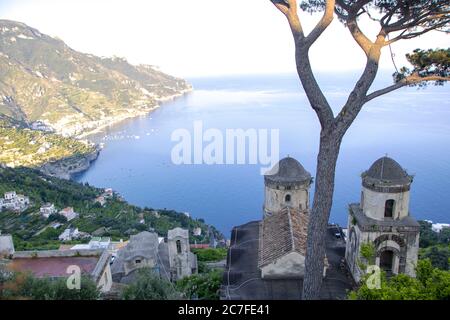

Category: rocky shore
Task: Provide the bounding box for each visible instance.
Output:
[38,147,100,180]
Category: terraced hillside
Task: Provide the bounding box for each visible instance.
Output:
[0,20,192,137]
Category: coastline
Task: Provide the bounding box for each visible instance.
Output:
[75,88,193,140]
[38,147,100,180]
[54,88,193,179]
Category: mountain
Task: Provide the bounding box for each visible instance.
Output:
[0,20,192,137]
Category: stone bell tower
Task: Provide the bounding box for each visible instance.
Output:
[345,156,420,283]
[263,156,313,218]
[168,227,197,280]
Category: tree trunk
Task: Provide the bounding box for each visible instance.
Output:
[302,129,342,299]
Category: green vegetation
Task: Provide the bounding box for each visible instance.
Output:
[121,268,181,300]
[0,272,99,300]
[191,248,227,262]
[417,220,450,270]
[176,269,223,300]
[350,222,450,300]
[0,20,191,137]
[0,123,96,168]
[349,259,450,300]
[357,242,376,271]
[420,245,450,271]
[0,166,224,250]
[419,220,450,247]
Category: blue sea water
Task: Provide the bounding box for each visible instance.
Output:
[75,73,450,236]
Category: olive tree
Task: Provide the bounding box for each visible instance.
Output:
[270,0,449,299]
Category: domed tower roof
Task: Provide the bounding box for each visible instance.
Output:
[264,157,312,187]
[362,156,413,192]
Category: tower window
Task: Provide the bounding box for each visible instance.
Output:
[385,200,395,218]
[176,240,182,254]
[285,194,291,202]
[286,186,292,190]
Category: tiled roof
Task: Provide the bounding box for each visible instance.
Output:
[258,207,308,268]
[264,157,312,185]
[362,157,412,189]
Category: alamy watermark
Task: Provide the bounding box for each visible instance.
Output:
[366,265,381,290]
[66,265,81,290]
[171,121,280,174]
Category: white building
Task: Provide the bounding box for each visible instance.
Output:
[58,228,80,241]
[431,223,450,233]
[103,188,114,199]
[1,191,30,213]
[40,203,57,218]
[59,207,78,221]
[345,157,420,283]
[193,227,202,236]
[94,196,107,206]
[71,237,112,251]
[4,191,17,201]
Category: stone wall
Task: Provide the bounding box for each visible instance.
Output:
[264,185,309,217]
[362,187,410,221]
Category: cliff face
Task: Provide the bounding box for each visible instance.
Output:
[38,148,100,180]
[0,20,192,137]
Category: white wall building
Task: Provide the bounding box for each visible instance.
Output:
[1,191,30,213]
[40,203,57,218]
[345,157,420,283]
[58,228,80,241]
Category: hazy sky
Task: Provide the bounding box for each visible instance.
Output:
[1,0,448,77]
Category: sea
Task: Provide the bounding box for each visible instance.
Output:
[74,72,450,236]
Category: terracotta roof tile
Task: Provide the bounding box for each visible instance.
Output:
[258,207,309,268]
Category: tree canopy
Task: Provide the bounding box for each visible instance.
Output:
[270,0,449,299]
[121,268,182,300]
[0,272,99,300]
[349,259,450,300]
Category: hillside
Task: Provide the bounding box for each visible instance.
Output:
[0,20,192,137]
[0,119,97,171]
[0,166,224,251]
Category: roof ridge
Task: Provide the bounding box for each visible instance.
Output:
[380,156,385,180]
[287,207,295,252]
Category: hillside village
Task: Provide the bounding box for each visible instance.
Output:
[0,20,192,138]
[0,166,227,299]
[0,6,448,303]
[1,157,449,300]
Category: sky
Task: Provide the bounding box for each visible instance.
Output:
[0,0,448,77]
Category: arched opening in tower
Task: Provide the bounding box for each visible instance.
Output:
[176,240,182,254]
[384,199,395,218]
[380,250,394,274]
